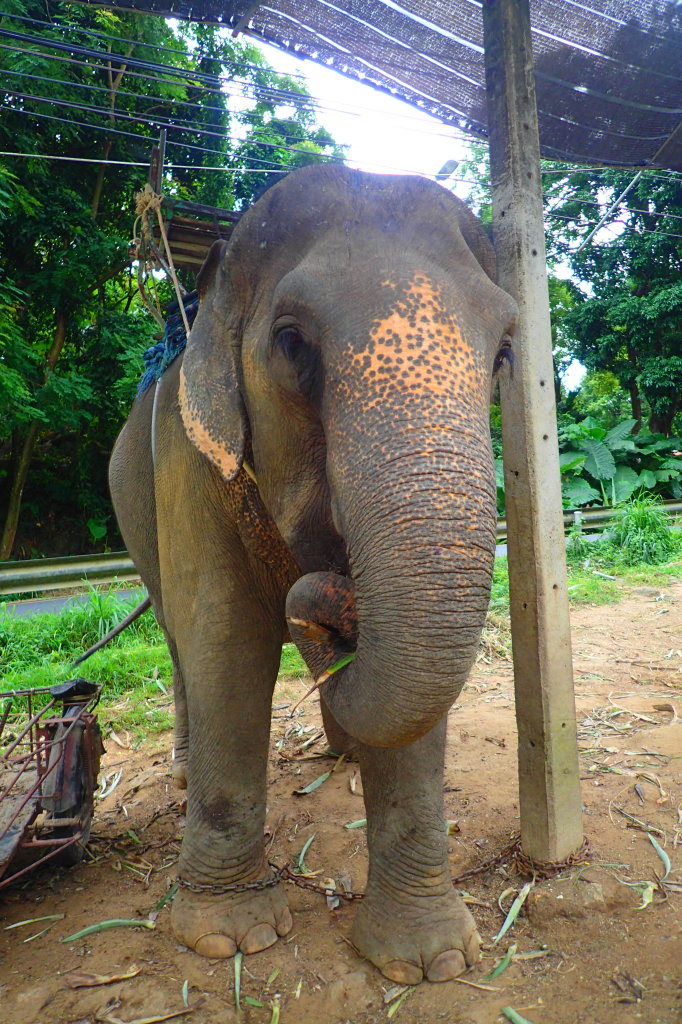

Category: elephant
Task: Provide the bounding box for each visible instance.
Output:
[109,163,517,985]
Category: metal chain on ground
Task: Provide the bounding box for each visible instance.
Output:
[175,836,589,903]
[280,864,365,902]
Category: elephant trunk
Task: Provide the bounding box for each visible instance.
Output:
[288,426,497,748]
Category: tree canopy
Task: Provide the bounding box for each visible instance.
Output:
[544,167,682,436]
[0,0,344,559]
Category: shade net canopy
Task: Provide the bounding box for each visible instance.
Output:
[71,1,682,171]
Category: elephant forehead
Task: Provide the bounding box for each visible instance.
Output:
[345,274,481,405]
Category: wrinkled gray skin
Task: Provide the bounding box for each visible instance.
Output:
[109,164,516,984]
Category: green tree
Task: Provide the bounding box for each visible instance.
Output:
[0,1,343,559]
[545,167,682,436]
[567,370,636,427]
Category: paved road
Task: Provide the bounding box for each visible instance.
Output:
[1,588,147,618]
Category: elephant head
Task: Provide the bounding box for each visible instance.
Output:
[179,164,516,748]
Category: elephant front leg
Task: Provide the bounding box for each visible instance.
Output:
[170,639,292,959]
[353,718,480,984]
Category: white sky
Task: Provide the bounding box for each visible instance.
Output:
[255,41,472,180]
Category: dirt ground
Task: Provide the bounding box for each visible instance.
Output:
[1,581,681,1024]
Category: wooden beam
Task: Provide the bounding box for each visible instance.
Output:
[481,0,583,862]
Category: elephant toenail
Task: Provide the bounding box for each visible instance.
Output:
[465,930,481,965]
[276,906,294,936]
[195,933,237,958]
[241,924,278,954]
[426,949,466,982]
[381,959,423,985]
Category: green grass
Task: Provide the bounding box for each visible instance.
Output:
[492,543,682,607]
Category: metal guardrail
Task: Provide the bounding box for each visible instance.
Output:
[0,552,140,597]
[1,502,680,597]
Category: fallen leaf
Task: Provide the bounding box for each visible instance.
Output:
[66,966,141,989]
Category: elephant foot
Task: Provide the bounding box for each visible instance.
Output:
[170,763,187,790]
[351,888,480,984]
[171,882,293,958]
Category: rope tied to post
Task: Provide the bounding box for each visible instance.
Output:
[132,183,191,339]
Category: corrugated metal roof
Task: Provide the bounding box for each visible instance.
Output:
[77,1,682,170]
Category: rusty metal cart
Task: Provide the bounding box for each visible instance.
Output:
[0,678,103,890]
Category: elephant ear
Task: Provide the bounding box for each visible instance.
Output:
[453,200,497,284]
[179,239,247,482]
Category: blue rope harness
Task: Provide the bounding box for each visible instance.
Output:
[137,291,200,396]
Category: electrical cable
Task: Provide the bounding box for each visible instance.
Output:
[0,62,475,147]
[0,150,292,174]
[0,104,300,172]
[0,38,481,145]
[0,66,338,151]
[0,87,341,164]
[0,8,311,81]
[2,144,682,238]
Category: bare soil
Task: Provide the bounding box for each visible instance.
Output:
[1,582,681,1024]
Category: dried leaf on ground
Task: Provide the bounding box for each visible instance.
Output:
[65,966,141,989]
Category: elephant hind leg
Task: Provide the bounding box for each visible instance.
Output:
[320,695,358,758]
[169,638,188,789]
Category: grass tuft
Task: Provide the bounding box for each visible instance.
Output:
[608,494,680,565]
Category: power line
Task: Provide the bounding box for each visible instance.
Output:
[2,146,682,237]
[0,66,335,151]
[0,150,292,174]
[0,88,340,164]
[0,104,305,171]
[0,71,339,155]
[0,37,480,144]
[546,211,682,242]
[0,8,310,82]
[0,25,470,120]
[5,94,682,199]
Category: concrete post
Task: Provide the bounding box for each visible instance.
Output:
[481,0,583,861]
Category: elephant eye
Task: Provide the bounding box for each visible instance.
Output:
[493,335,514,377]
[273,325,319,398]
[275,326,308,365]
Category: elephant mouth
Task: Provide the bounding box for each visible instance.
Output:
[286,572,358,684]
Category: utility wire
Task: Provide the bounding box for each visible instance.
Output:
[0,9,311,81]
[0,25,474,117]
[0,62,473,145]
[0,72,339,155]
[0,38,479,144]
[0,105,303,171]
[0,151,292,174]
[547,211,682,241]
[4,94,682,200]
[2,145,682,239]
[0,37,477,154]
[1,88,341,164]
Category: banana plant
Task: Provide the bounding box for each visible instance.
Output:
[558,416,682,508]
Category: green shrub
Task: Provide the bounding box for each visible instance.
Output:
[608,495,679,565]
[566,521,589,563]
